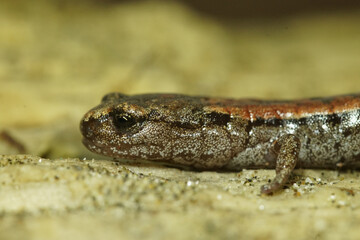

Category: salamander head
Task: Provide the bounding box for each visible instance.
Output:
[80,92,237,167]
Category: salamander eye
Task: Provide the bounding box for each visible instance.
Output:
[113,113,137,129]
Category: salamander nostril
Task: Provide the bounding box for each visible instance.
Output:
[80,116,101,138]
[80,119,92,137]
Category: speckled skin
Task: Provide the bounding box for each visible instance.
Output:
[80,93,360,194]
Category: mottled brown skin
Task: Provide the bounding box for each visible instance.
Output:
[80,93,360,194]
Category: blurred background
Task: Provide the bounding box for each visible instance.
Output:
[1,0,360,158]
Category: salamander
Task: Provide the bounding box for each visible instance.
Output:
[80,93,360,194]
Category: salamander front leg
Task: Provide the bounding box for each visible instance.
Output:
[261,134,301,194]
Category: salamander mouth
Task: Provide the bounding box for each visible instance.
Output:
[82,137,117,157]
[82,137,104,152]
[82,137,93,147]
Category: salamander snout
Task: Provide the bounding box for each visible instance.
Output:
[80,116,99,144]
[80,111,114,148]
[80,116,96,140]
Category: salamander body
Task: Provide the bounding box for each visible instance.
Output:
[80,93,360,194]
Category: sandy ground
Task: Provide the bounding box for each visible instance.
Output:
[1,1,360,239]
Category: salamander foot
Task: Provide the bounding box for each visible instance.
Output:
[261,134,300,194]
